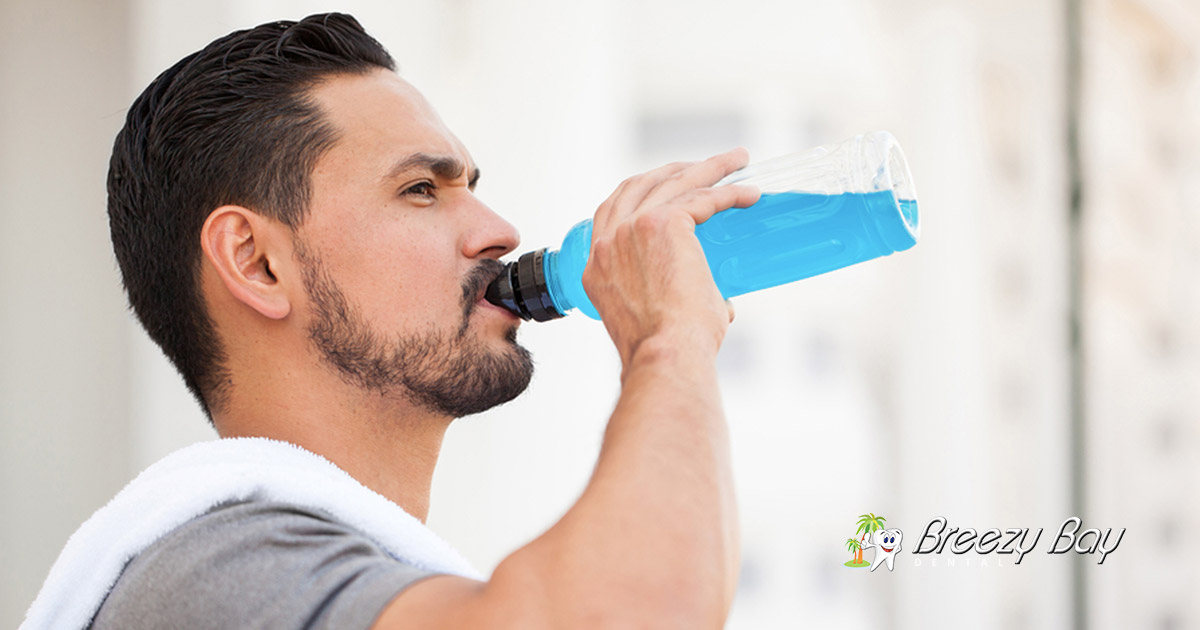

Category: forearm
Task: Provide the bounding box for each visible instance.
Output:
[499,336,739,627]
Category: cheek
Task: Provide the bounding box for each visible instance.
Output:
[328,222,463,326]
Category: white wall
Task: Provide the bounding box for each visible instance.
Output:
[0,0,135,622]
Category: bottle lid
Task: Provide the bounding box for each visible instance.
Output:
[484,248,564,322]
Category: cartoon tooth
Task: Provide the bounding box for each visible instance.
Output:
[860,528,903,572]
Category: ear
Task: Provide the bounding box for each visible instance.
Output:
[200,206,291,320]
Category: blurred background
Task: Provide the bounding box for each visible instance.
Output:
[2,0,1197,628]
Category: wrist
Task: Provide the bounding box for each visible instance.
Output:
[621,331,719,382]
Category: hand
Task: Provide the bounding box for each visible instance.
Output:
[582,149,760,367]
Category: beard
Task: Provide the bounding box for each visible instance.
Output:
[294,242,534,418]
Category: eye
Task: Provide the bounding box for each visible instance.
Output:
[401,181,436,199]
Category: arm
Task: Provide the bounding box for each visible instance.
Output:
[376,151,760,629]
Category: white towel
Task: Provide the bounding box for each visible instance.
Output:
[21,437,483,630]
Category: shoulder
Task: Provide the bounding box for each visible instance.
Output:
[91,500,433,630]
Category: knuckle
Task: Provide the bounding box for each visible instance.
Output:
[680,189,716,208]
[590,235,615,259]
[716,149,747,170]
[618,174,641,190]
[704,186,738,204]
[652,171,688,194]
[632,211,666,236]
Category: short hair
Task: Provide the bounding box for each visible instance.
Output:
[107,13,395,418]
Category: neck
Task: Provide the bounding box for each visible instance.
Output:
[214,365,452,523]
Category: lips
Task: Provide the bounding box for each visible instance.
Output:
[881,546,893,553]
[461,259,506,320]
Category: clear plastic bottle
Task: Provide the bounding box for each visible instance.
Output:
[485,131,920,321]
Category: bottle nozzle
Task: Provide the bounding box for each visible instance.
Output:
[484,248,564,322]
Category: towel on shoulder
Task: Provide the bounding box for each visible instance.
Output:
[21,437,482,630]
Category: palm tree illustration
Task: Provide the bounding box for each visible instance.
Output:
[845,513,887,568]
[845,538,863,565]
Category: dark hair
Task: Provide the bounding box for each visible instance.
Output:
[107,13,395,417]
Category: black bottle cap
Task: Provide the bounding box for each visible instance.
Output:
[484,248,565,322]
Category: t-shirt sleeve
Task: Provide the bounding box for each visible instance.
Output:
[90,500,435,630]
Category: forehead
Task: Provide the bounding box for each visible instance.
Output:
[309,69,469,174]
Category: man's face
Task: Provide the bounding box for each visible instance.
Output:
[294,69,532,417]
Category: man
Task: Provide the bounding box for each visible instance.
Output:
[31,12,759,629]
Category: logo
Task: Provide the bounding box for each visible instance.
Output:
[842,513,1125,571]
[844,512,901,571]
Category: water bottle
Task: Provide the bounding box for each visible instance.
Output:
[485,131,920,321]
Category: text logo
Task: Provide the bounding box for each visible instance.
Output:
[913,516,1124,565]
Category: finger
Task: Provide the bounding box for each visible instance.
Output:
[725,299,736,323]
[666,183,761,226]
[642,147,751,208]
[593,161,694,233]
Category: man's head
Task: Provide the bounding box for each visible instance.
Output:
[109,13,532,422]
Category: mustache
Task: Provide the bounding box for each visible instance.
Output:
[459,258,505,323]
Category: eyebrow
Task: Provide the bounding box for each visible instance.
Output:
[385,152,481,188]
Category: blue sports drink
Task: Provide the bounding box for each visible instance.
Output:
[486,131,920,321]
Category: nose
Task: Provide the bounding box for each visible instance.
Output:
[461,196,520,260]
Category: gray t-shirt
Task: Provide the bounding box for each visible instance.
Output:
[90,500,435,629]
